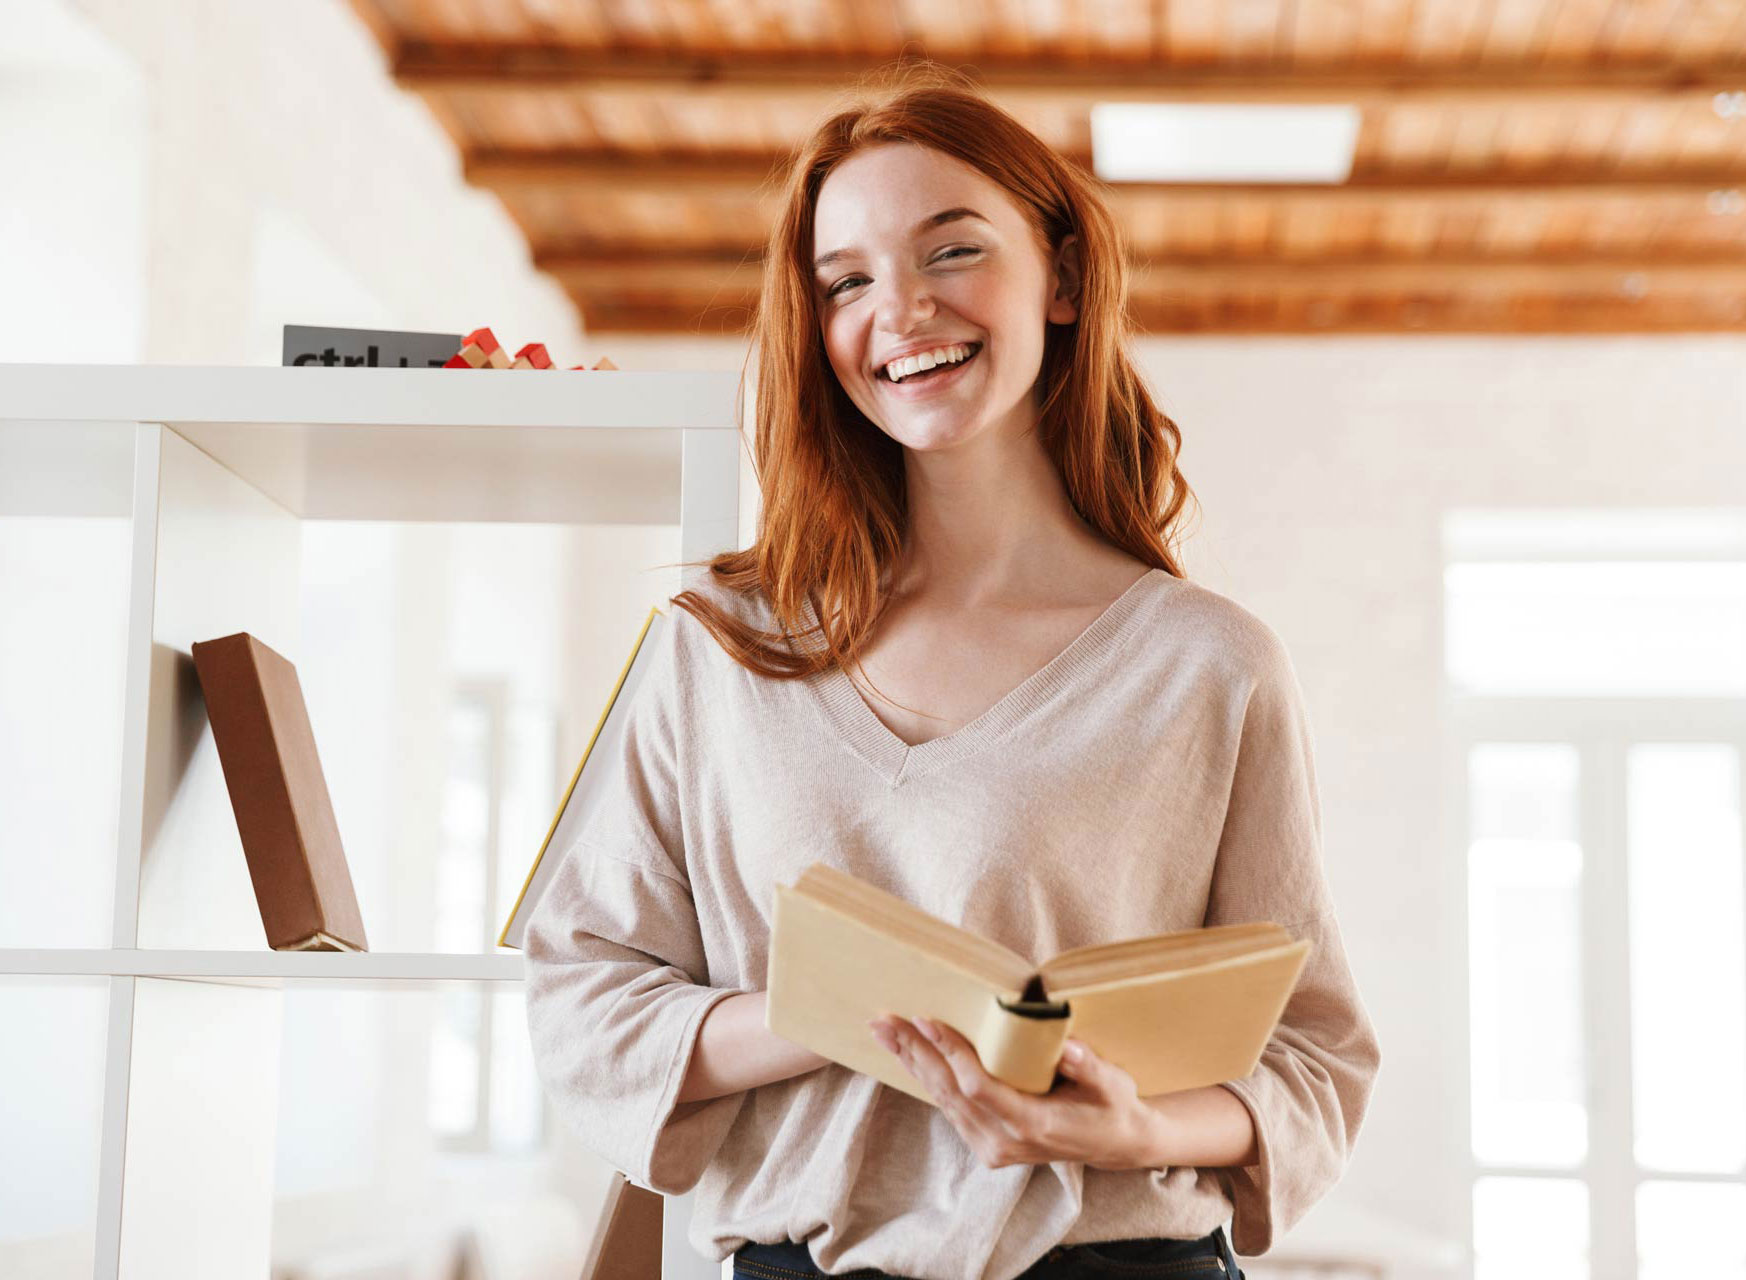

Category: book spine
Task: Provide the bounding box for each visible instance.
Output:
[974,998,1074,1094]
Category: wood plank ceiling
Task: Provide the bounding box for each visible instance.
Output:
[345,0,1746,335]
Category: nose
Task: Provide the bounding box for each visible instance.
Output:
[872,264,936,334]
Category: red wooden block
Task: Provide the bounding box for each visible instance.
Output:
[462,327,502,355]
[458,327,511,368]
[512,343,552,370]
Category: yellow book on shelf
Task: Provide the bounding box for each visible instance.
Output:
[766,862,1311,1103]
[498,605,666,950]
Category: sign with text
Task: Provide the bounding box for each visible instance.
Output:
[282,325,461,369]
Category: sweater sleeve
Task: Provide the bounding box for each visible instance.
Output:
[522,615,747,1195]
[1201,625,1383,1257]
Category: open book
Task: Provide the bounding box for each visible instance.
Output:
[766,862,1311,1103]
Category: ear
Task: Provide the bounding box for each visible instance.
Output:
[1046,233,1082,325]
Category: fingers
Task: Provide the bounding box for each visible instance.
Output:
[871,1015,1038,1127]
[871,1015,1151,1169]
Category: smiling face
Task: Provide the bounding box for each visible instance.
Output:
[811,142,1078,456]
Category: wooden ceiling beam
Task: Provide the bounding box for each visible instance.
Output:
[395,43,1746,108]
[471,148,1746,203]
[541,253,1746,296]
[467,149,798,193]
[576,295,1746,335]
[1121,297,1746,331]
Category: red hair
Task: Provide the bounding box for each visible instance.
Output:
[665,61,1198,688]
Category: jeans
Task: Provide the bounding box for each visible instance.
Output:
[732,1223,1245,1280]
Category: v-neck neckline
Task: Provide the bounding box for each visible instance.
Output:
[798,567,1169,787]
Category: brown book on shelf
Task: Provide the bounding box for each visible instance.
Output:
[190,632,368,953]
[767,862,1310,1103]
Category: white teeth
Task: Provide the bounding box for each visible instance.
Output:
[884,343,975,383]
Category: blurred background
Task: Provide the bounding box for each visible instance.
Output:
[3,1,1744,1279]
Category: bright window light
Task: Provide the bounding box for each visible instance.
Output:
[1089,103,1360,183]
[1443,561,1746,697]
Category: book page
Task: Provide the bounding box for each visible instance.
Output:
[1038,922,1291,994]
[796,863,1037,992]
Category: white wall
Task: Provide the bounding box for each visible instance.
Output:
[0,2,147,362]
[1145,334,1746,1277]
[8,0,584,365]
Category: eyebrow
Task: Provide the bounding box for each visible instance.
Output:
[812,207,993,273]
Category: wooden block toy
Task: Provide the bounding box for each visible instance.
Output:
[446,327,511,370]
[591,357,617,370]
[512,343,553,370]
[469,326,512,369]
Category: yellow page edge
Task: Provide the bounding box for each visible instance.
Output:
[496,604,662,949]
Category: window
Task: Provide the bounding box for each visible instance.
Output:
[429,678,560,1154]
[1446,509,1746,1280]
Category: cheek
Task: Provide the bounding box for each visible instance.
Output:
[821,318,859,385]
[947,276,1032,351]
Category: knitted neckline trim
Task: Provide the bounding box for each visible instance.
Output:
[798,568,1172,787]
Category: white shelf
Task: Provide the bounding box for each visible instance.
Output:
[0,362,741,1280]
[0,364,743,522]
[1,948,523,988]
[0,363,739,429]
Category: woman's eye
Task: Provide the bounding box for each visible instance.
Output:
[825,249,978,298]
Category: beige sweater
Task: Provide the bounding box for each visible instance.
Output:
[523,569,1381,1280]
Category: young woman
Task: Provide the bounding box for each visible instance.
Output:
[524,64,1381,1280]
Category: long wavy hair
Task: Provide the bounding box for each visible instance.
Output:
[664,61,1198,702]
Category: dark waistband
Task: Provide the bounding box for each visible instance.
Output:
[735,1226,1236,1278]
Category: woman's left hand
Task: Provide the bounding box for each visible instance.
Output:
[867,1014,1164,1171]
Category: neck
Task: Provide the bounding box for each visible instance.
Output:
[891,411,1105,608]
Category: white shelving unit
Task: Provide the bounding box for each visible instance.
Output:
[0,363,743,1280]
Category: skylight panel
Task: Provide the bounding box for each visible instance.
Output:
[1089,103,1362,183]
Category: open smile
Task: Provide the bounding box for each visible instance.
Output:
[878,343,982,397]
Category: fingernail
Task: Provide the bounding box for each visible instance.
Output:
[916,1017,939,1040]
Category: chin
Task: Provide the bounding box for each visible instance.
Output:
[880,413,989,454]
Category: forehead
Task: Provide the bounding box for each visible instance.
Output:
[812,143,1026,253]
